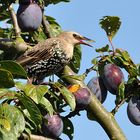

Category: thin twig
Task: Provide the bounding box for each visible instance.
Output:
[111,94,133,115]
[83,64,98,78]
[42,15,53,38]
[9,4,21,38]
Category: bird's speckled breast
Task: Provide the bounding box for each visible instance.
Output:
[27,47,70,77]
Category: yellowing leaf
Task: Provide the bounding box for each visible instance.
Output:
[68,84,80,93]
[0,118,11,131]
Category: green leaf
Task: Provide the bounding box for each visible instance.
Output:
[91,57,98,65]
[0,88,16,100]
[42,0,70,6]
[55,83,76,111]
[115,54,138,77]
[32,28,47,42]
[15,81,26,90]
[0,29,13,40]
[0,69,15,88]
[0,118,11,131]
[0,60,27,78]
[0,0,16,7]
[0,6,11,21]
[100,16,121,40]
[61,74,84,81]
[62,117,74,140]
[0,29,5,38]
[115,82,125,105]
[116,49,133,62]
[46,16,62,37]
[69,45,82,73]
[118,82,125,99]
[0,104,25,140]
[22,109,37,131]
[23,84,48,104]
[95,45,109,53]
[39,97,54,116]
[18,94,42,126]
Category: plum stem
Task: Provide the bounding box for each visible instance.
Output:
[108,36,115,54]
[83,64,98,78]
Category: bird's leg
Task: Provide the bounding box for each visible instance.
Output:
[27,77,33,84]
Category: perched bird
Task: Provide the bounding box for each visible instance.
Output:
[16,31,93,84]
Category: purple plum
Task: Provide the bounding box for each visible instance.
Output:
[87,77,107,103]
[74,88,91,108]
[17,3,42,32]
[102,63,124,95]
[127,95,140,125]
[42,114,63,138]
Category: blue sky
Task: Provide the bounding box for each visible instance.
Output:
[45,0,140,140]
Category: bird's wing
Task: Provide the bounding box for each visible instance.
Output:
[16,38,60,67]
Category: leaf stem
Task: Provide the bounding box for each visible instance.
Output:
[111,94,133,115]
[108,36,115,54]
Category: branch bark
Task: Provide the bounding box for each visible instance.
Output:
[61,65,127,140]
[42,15,53,38]
[9,4,21,38]
[0,38,28,59]
[20,133,55,140]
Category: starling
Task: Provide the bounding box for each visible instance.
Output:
[16,31,93,84]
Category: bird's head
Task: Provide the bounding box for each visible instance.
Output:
[58,31,94,47]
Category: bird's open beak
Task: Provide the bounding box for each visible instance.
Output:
[79,37,94,47]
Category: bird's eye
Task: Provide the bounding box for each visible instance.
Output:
[73,34,78,38]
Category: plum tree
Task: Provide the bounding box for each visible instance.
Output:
[0,1,140,140]
[41,114,64,138]
[127,95,140,125]
[101,63,124,95]
[87,77,107,103]
[17,2,42,31]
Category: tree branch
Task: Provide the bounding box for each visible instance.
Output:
[61,65,127,140]
[0,38,29,59]
[9,4,21,38]
[42,15,53,38]
[20,133,55,140]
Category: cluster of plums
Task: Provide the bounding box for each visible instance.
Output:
[87,63,124,103]
[87,63,140,126]
[17,0,42,32]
